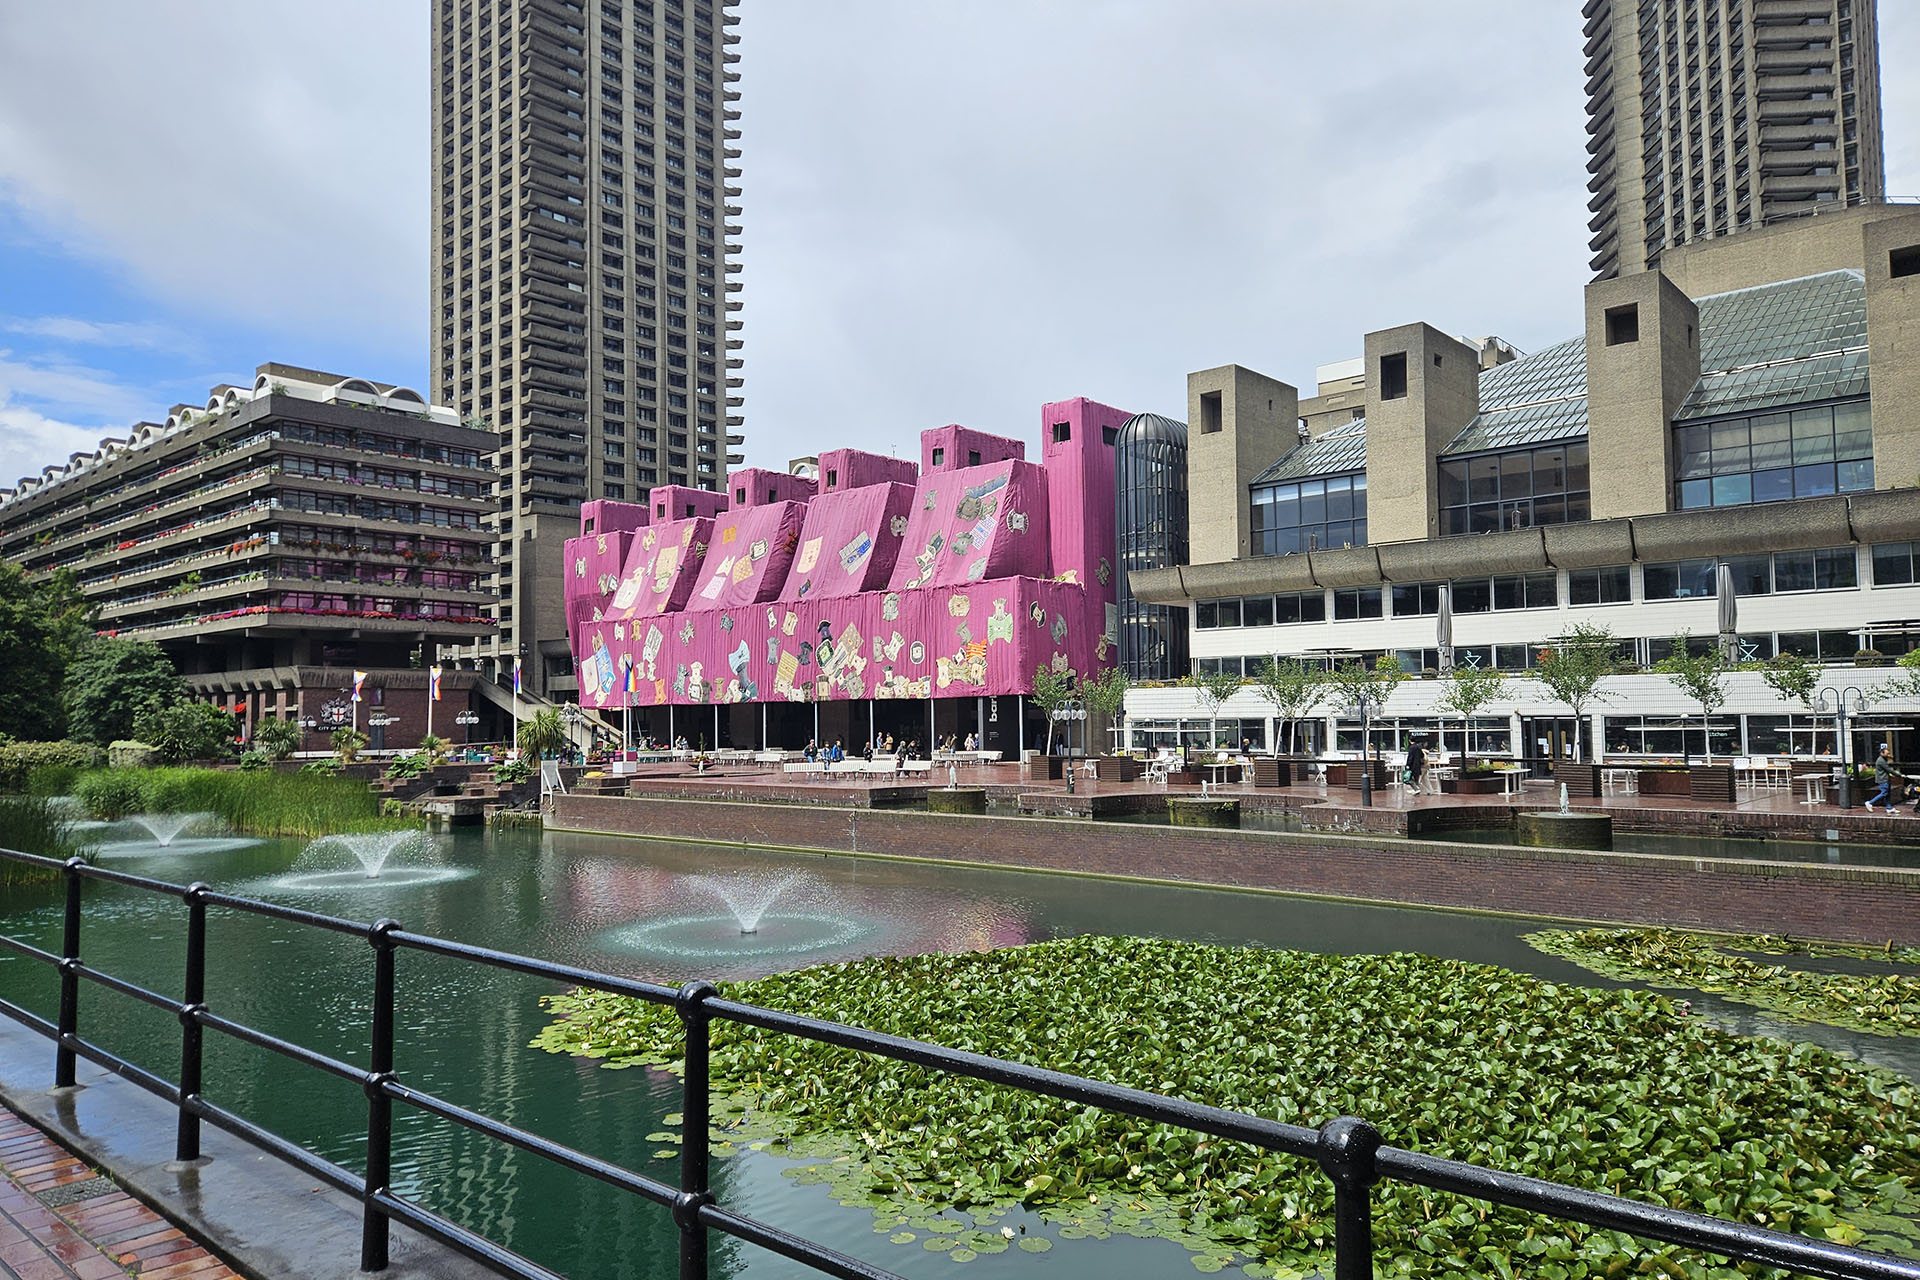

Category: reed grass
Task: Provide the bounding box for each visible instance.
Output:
[72,768,415,838]
[0,797,94,884]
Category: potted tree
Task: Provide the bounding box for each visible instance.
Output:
[1249,656,1328,785]
[1435,664,1508,794]
[1532,623,1619,791]
[1083,667,1137,781]
[1656,633,1733,801]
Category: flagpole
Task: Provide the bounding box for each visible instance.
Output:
[427,666,437,743]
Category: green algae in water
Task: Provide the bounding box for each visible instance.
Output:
[535,936,1920,1277]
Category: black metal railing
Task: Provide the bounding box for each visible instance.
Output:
[0,847,1916,1280]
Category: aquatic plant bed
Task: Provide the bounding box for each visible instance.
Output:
[537,936,1920,1277]
[1528,927,1920,1037]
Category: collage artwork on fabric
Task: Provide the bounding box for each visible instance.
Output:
[561,400,1129,707]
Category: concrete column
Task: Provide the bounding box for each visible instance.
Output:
[1186,365,1298,564]
[1361,323,1481,544]
[1863,211,1920,489]
[1583,270,1699,519]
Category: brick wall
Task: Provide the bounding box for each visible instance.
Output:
[552,794,1920,946]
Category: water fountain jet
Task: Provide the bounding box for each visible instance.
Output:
[128,813,210,848]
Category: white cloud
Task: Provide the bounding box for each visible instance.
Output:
[1,316,188,352]
[0,2,424,354]
[0,351,166,486]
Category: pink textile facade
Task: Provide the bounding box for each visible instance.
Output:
[564,410,1127,712]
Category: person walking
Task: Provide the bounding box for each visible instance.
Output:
[1405,736,1428,799]
[1865,743,1902,811]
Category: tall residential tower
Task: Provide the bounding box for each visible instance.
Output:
[432,0,744,698]
[1583,0,1885,280]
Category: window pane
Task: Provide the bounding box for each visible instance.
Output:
[1873,542,1915,587]
[1678,478,1711,508]
[1274,594,1300,625]
[1493,576,1522,610]
[1728,554,1771,596]
[1325,482,1353,521]
[1794,463,1837,497]
[1454,579,1492,613]
[1217,599,1241,627]
[1270,487,1300,527]
[1711,473,1752,506]
[1792,410,1835,462]
[1439,461,1468,507]
[1816,548,1858,590]
[1242,596,1273,627]
[1564,444,1588,495]
[1359,588,1382,619]
[1298,482,1325,525]
[1675,426,1712,479]
[1467,456,1500,503]
[1500,451,1533,499]
[1773,551,1815,592]
[1838,458,1874,491]
[1299,592,1326,622]
[1196,602,1217,628]
[1752,468,1794,503]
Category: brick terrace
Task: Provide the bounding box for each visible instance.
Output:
[597,760,1920,845]
[0,1111,236,1280]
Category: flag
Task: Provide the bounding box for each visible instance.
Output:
[512,657,523,696]
[429,664,443,702]
[622,653,637,696]
[351,670,367,703]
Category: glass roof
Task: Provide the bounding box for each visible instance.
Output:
[1251,418,1367,486]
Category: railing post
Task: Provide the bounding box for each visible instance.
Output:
[1317,1116,1382,1280]
[361,919,401,1274]
[673,981,718,1280]
[175,884,210,1161]
[54,859,86,1088]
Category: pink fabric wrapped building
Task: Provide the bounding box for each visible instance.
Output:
[561,399,1127,752]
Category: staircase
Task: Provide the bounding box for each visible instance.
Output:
[472,678,625,748]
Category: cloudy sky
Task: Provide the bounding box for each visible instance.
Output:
[0,2,1913,487]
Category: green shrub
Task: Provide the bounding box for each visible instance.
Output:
[236,751,272,772]
[133,702,238,764]
[300,758,345,776]
[25,763,81,797]
[107,741,159,770]
[492,759,533,786]
[250,716,301,761]
[74,770,147,821]
[385,753,431,781]
[0,741,103,794]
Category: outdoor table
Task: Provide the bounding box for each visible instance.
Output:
[1602,767,1639,795]
[1797,774,1828,807]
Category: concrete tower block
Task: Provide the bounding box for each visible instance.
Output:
[1863,209,1920,490]
[1583,271,1699,519]
[1361,324,1480,544]
[1186,365,1298,564]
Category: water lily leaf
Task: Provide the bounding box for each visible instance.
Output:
[890,1232,916,1244]
[1016,1237,1053,1253]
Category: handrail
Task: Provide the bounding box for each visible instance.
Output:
[0,846,1913,1280]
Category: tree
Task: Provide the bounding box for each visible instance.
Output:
[1188,666,1246,753]
[1758,652,1821,710]
[1326,656,1408,761]
[1249,657,1328,756]
[0,563,96,741]
[134,702,238,764]
[417,733,450,763]
[1656,633,1729,764]
[517,708,568,761]
[1030,665,1077,754]
[61,639,185,746]
[1436,664,1507,765]
[1532,624,1620,763]
[1082,667,1129,757]
[251,716,302,761]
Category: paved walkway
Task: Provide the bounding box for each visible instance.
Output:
[0,1111,236,1280]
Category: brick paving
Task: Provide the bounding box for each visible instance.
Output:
[0,1112,237,1280]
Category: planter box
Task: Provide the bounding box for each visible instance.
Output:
[1689,765,1735,803]
[1250,758,1292,788]
[1165,770,1203,787]
[1441,776,1506,795]
[1022,757,1065,782]
[1340,761,1390,791]
[1094,756,1141,783]
[1556,764,1601,798]
[1638,769,1692,796]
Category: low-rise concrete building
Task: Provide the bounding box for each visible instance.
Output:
[1127,206,1920,765]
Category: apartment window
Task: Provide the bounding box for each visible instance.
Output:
[1249,473,1366,556]
[931,447,945,466]
[1639,552,1853,601]
[1273,590,1326,624]
[1674,401,1871,509]
[1050,422,1070,443]
[1439,443,1589,534]
[1194,598,1241,629]
[1390,582,1442,617]
[1379,353,1407,400]
[1568,565,1632,605]
[1333,587,1382,620]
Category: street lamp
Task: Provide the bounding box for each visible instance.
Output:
[1812,685,1870,809]
[1052,693,1088,794]
[559,701,586,760]
[1347,692,1380,808]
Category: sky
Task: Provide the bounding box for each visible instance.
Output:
[0,2,1914,488]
